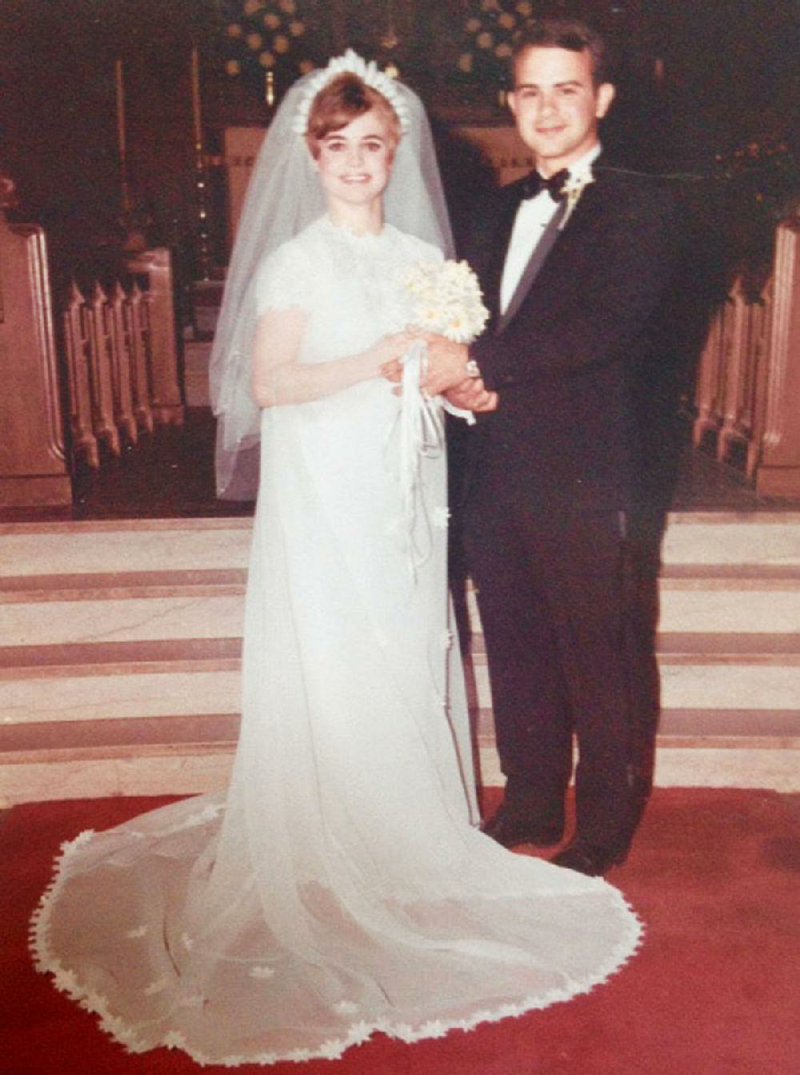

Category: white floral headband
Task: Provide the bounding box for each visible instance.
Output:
[291,49,410,136]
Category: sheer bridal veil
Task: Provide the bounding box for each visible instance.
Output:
[208,53,455,500]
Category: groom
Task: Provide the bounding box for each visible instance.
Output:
[425,17,683,875]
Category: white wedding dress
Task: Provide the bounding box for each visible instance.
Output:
[32,216,641,1066]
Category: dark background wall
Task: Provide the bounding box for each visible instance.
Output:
[1,0,797,286]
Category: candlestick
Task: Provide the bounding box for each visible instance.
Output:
[115,59,131,214]
[115,59,126,160]
[191,47,202,147]
[265,70,275,107]
[191,47,212,279]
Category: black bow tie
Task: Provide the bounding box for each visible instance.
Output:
[520,168,569,202]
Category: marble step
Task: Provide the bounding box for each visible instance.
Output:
[660,512,800,566]
[3,720,798,805]
[2,513,800,802]
[2,640,799,804]
[3,565,800,648]
[463,573,800,641]
[3,657,800,743]
[8,736,797,805]
[1,635,799,716]
[3,512,800,578]
[0,743,236,804]
[0,518,253,578]
[7,704,800,757]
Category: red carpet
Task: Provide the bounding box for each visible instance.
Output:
[1,788,799,1074]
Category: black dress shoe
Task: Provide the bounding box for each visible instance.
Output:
[481,809,563,849]
[550,840,629,877]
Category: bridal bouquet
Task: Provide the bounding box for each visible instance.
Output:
[400,258,488,425]
[403,258,489,344]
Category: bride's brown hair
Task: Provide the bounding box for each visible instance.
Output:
[306,73,401,159]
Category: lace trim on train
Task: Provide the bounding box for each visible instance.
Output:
[30,825,644,1066]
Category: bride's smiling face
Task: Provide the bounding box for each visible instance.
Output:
[314,109,395,211]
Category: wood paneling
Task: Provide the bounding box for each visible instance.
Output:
[0,214,71,507]
[756,222,800,497]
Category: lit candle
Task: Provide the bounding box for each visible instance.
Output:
[191,47,202,147]
[115,59,126,159]
[265,70,275,107]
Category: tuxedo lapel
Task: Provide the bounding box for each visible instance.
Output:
[497,200,567,333]
[493,177,604,334]
[482,192,521,327]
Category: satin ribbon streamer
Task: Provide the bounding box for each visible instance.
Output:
[393,340,474,575]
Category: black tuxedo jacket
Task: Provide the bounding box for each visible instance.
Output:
[464,163,684,517]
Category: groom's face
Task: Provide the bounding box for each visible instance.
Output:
[508,46,615,176]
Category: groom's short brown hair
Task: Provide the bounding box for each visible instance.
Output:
[511,17,610,85]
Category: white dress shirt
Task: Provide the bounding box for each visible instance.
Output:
[499,144,602,314]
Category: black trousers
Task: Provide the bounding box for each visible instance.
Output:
[464,477,661,849]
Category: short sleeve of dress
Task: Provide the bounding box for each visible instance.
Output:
[253,240,314,317]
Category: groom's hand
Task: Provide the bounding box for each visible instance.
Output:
[445,378,499,413]
[422,336,471,395]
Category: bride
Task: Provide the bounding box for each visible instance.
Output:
[31,54,642,1066]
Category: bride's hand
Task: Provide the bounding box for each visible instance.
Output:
[368,331,414,376]
[418,334,470,395]
[381,358,404,384]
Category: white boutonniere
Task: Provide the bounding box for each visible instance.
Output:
[559,168,595,229]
